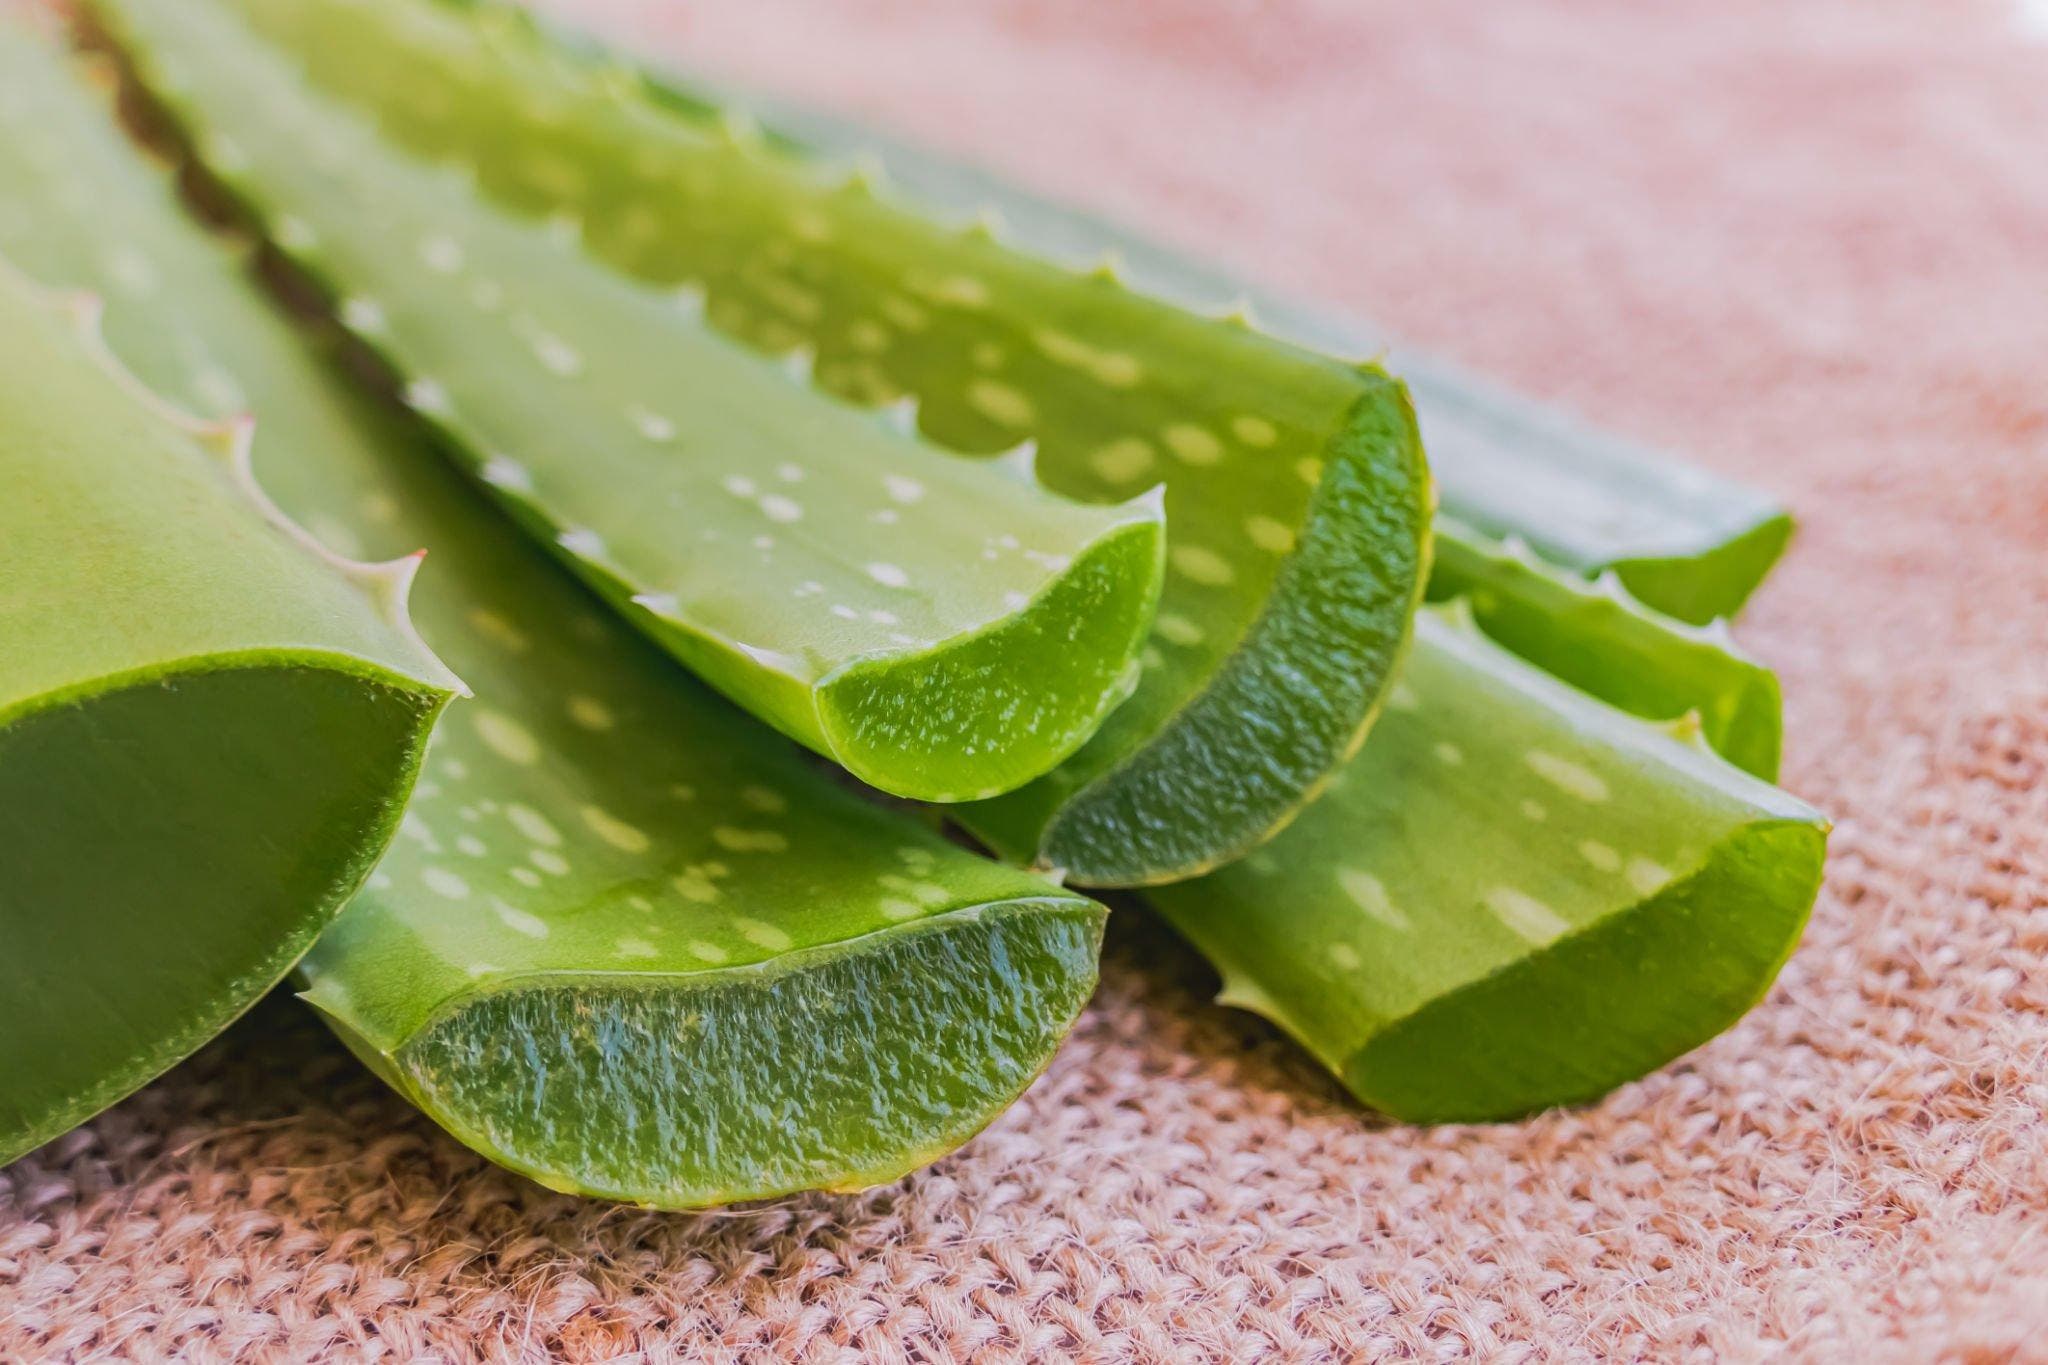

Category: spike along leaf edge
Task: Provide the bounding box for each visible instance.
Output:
[0,25,1108,1207]
[0,250,461,1166]
[95,0,1169,807]
[188,0,1434,887]
[1426,513,1783,780]
[1148,604,1827,1124]
[361,0,1787,627]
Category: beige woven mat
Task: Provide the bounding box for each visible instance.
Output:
[6,0,2048,1358]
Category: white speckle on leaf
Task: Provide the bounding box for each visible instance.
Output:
[566,694,614,731]
[1578,840,1621,873]
[1486,887,1570,944]
[1089,438,1154,485]
[502,808,560,853]
[736,918,794,951]
[418,235,465,273]
[493,900,549,938]
[1170,545,1235,586]
[1245,515,1296,554]
[1626,858,1674,895]
[1526,751,1612,802]
[474,710,540,765]
[1232,415,1279,447]
[1163,424,1224,466]
[628,405,676,441]
[713,826,789,853]
[1338,869,1410,931]
[967,378,1033,427]
[581,805,651,853]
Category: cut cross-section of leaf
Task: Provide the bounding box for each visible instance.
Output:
[92,0,1166,805]
[0,251,458,1167]
[1148,608,1826,1123]
[194,0,1432,884]
[319,898,1102,1204]
[1,23,1107,1205]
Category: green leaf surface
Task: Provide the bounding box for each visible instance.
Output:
[0,236,457,1166]
[201,0,1433,885]
[1148,608,1826,1123]
[598,18,1795,627]
[0,26,1106,1206]
[1427,515,1783,779]
[94,0,1168,806]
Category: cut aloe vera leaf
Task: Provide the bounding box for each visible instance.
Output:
[217,0,1781,631]
[194,0,1432,886]
[1149,607,1827,1123]
[0,247,459,1166]
[677,68,1792,627]
[0,28,1106,1205]
[94,0,1168,807]
[622,20,1791,627]
[1427,515,1782,779]
[211,0,1777,789]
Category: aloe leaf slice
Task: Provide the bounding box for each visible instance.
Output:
[205,0,1779,666]
[188,0,1433,886]
[1148,607,1826,1123]
[575,9,1791,627]
[92,0,1169,807]
[0,28,1106,1205]
[0,245,460,1164]
[1428,515,1782,779]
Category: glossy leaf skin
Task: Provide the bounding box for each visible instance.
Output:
[94,0,1169,807]
[1427,516,1783,780]
[206,0,1433,886]
[0,251,458,1166]
[1,28,1106,1205]
[251,0,1784,628]
[1148,609,1826,1123]
[614,26,1795,628]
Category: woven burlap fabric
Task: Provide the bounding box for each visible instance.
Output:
[5,0,2047,1358]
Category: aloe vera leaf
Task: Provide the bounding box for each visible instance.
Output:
[215,0,1780,636]
[201,0,1782,790]
[0,30,1106,1205]
[609,17,1791,628]
[0,252,460,1164]
[1148,607,1827,1123]
[94,0,1170,808]
[194,0,1433,886]
[1427,515,1782,780]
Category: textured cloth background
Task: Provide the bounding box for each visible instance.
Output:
[7,0,2048,1359]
